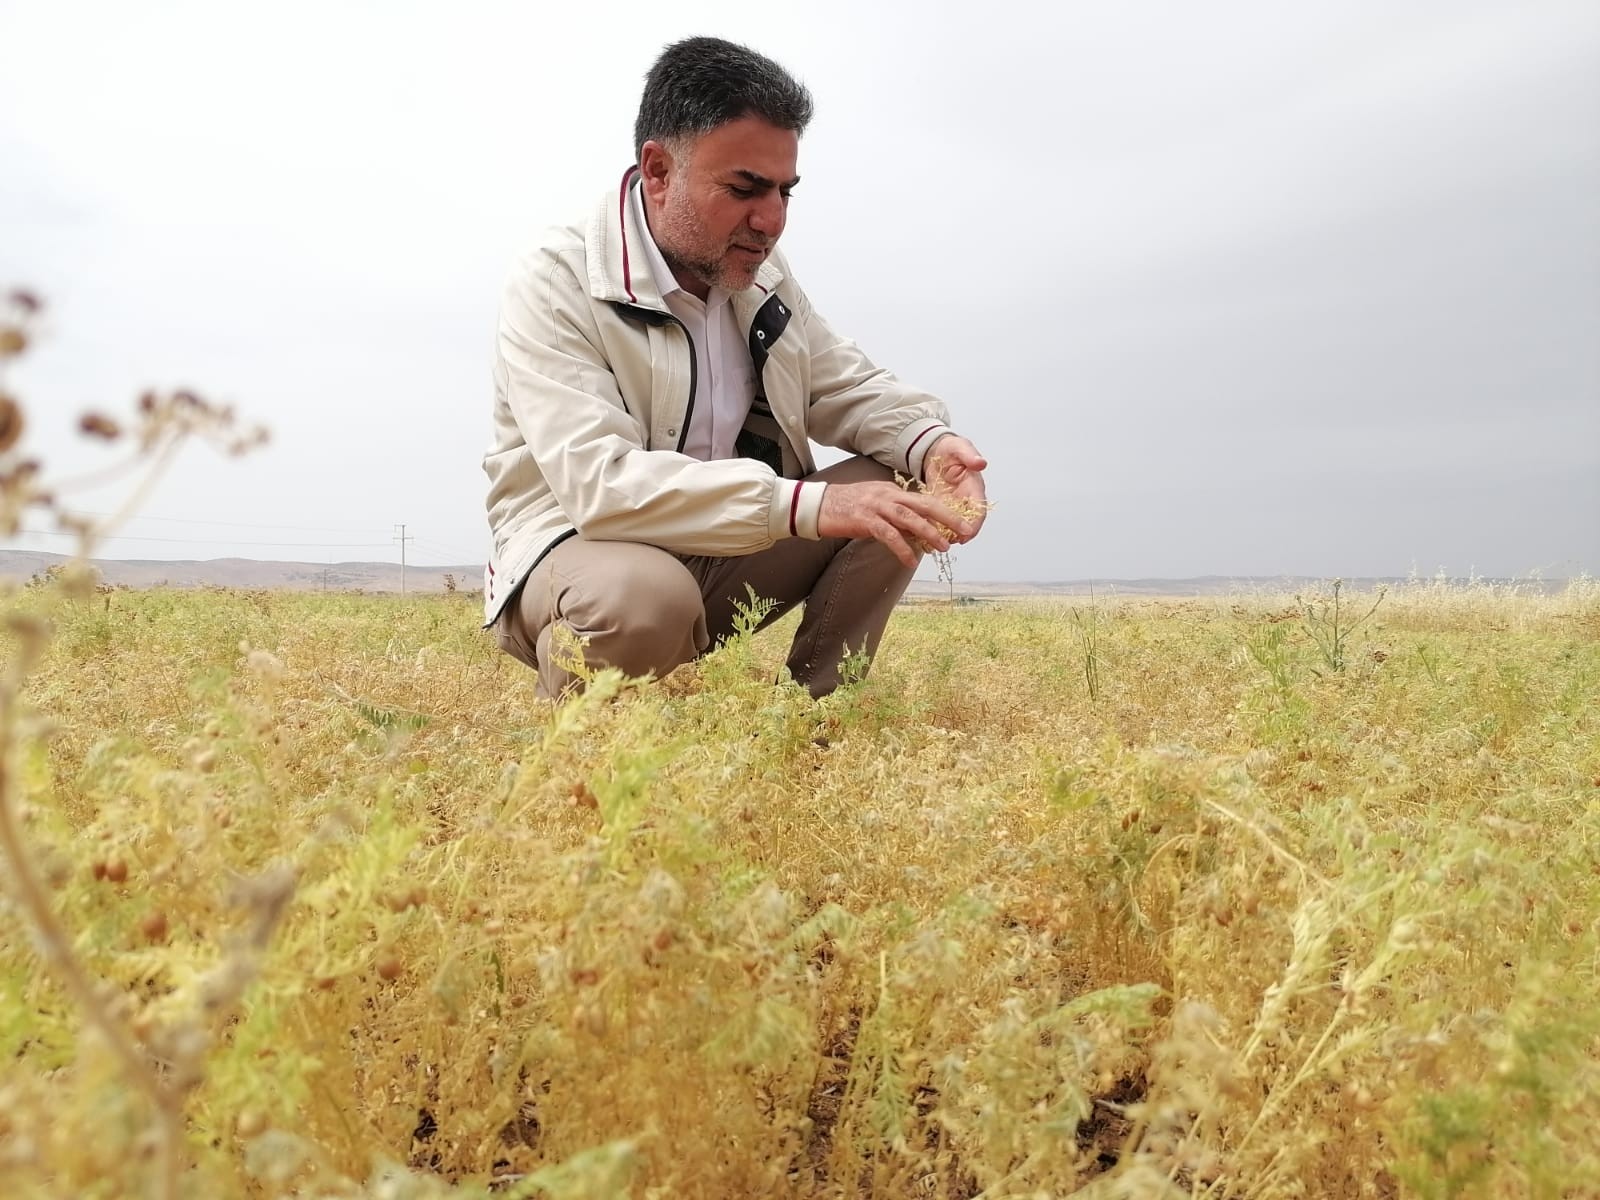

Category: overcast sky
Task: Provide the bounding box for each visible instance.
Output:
[2,0,1596,582]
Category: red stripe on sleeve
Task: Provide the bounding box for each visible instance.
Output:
[905,425,941,472]
[789,481,804,537]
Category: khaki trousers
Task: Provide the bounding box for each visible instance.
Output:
[495,456,917,699]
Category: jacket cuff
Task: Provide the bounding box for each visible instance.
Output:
[769,479,828,540]
[899,419,954,483]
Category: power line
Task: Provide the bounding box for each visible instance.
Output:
[414,537,481,563]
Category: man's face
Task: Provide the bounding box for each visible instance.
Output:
[640,115,800,298]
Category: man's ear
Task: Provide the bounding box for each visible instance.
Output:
[637,139,682,202]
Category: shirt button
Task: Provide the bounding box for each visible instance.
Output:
[666,427,677,437]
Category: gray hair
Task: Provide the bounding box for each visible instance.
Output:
[633,37,814,162]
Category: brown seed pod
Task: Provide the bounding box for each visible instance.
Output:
[91,859,108,881]
[0,327,26,357]
[235,1109,268,1138]
[0,392,22,452]
[139,910,169,942]
[104,857,129,885]
[382,885,429,913]
[375,954,403,981]
[78,413,122,440]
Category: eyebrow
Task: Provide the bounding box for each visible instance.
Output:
[732,169,802,190]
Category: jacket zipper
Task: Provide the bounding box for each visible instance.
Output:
[618,303,697,454]
[662,312,697,454]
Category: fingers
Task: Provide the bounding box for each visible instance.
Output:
[928,436,988,480]
[886,504,952,554]
[874,520,921,568]
[816,481,975,560]
[892,489,973,542]
[948,444,988,472]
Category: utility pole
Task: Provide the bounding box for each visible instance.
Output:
[394,524,412,597]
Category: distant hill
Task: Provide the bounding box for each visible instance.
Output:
[0,549,479,594]
[0,548,1562,598]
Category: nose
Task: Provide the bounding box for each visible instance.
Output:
[748,191,786,240]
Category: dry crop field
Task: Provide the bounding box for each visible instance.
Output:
[1,574,1597,1200]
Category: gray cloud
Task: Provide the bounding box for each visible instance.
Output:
[2,0,1595,580]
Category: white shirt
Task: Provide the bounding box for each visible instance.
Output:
[631,184,756,461]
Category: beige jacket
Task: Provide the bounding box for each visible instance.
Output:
[481,168,954,624]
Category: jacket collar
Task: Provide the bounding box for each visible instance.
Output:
[586,166,786,310]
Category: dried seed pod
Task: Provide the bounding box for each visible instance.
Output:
[0,392,22,452]
[78,412,122,440]
[375,954,403,981]
[139,910,169,942]
[104,857,129,885]
[383,884,428,913]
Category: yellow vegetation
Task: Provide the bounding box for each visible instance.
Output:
[3,577,1597,1199]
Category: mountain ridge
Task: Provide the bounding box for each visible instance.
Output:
[0,549,1562,598]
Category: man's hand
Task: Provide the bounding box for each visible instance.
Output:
[924,434,989,542]
[817,481,977,568]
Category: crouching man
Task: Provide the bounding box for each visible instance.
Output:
[482,36,988,699]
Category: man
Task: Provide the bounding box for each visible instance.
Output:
[482,36,988,699]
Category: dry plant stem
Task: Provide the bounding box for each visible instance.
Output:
[84,433,183,541]
[1199,796,1328,890]
[0,628,183,1200]
[46,446,168,496]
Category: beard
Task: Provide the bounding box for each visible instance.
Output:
[654,185,770,293]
